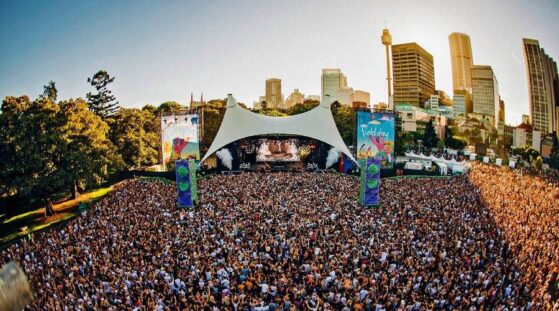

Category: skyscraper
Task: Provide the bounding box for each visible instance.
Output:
[498,98,505,136]
[471,65,499,126]
[523,38,559,134]
[449,32,474,93]
[321,69,353,106]
[391,43,435,107]
[265,78,282,109]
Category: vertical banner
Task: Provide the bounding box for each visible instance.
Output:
[175,160,196,208]
[359,157,381,206]
[356,111,395,168]
[188,159,198,205]
[161,114,200,168]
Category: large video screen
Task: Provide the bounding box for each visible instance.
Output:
[256,138,300,162]
[356,111,395,168]
[161,114,200,164]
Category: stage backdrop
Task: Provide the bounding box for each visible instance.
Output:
[356,111,395,168]
[161,114,200,166]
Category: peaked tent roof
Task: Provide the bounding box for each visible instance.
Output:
[200,94,356,164]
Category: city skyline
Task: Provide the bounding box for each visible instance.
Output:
[1,0,559,125]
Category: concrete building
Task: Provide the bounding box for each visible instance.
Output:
[396,104,447,139]
[523,38,558,134]
[453,94,466,118]
[337,87,355,107]
[472,65,499,127]
[513,122,541,152]
[498,98,505,136]
[392,43,435,107]
[265,78,283,109]
[449,32,474,93]
[321,69,355,106]
[305,95,321,102]
[354,90,370,107]
[284,89,305,110]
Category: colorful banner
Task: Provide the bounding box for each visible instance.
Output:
[175,160,197,208]
[356,111,395,168]
[161,114,200,165]
[359,158,381,206]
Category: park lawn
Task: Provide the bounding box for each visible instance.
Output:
[2,186,113,226]
[0,185,114,247]
[0,212,75,246]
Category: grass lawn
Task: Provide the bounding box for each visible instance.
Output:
[2,186,113,226]
[0,185,114,248]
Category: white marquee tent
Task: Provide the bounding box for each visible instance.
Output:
[200,94,357,164]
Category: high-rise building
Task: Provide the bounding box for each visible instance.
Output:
[392,43,435,107]
[449,33,474,93]
[453,94,466,118]
[285,89,305,109]
[265,78,283,109]
[321,69,354,106]
[354,90,371,107]
[523,38,559,135]
[498,98,505,136]
[472,65,499,126]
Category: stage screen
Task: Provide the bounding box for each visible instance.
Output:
[256,138,301,162]
[356,111,395,168]
[161,114,200,164]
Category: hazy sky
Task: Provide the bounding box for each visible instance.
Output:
[1,0,558,125]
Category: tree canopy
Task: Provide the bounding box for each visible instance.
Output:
[86,70,120,118]
[108,108,159,168]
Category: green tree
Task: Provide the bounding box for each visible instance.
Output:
[287,102,319,115]
[86,70,120,118]
[201,107,226,152]
[332,105,356,146]
[331,101,341,116]
[141,104,157,114]
[108,108,160,168]
[422,120,439,149]
[58,98,123,198]
[40,81,58,102]
[0,96,66,215]
[0,96,123,212]
[156,101,183,115]
[445,127,467,150]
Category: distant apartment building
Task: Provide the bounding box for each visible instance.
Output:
[472,65,499,127]
[513,122,541,152]
[498,98,505,136]
[396,104,447,139]
[523,38,559,135]
[354,90,370,107]
[392,42,435,107]
[265,78,283,109]
[453,94,466,118]
[284,89,305,109]
[321,69,350,106]
[305,95,320,101]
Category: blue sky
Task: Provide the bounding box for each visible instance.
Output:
[1,0,558,125]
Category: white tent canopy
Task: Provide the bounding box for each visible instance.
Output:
[200,94,357,164]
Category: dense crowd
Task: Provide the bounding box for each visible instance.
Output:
[1,168,557,310]
[469,163,559,308]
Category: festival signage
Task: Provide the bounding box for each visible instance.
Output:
[161,114,200,166]
[359,157,381,206]
[175,159,197,208]
[356,111,395,168]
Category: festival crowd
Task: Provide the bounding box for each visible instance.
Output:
[1,166,558,310]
